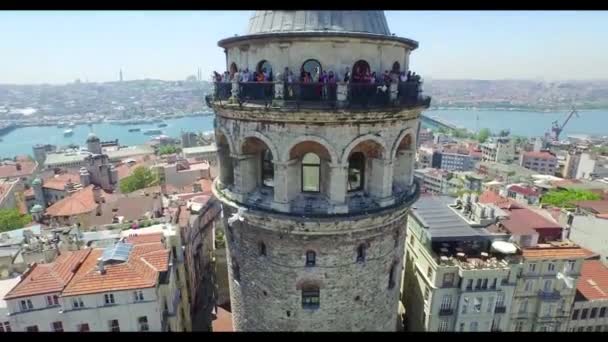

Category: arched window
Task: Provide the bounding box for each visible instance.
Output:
[305,250,316,267]
[544,279,552,292]
[301,286,320,309]
[388,262,397,289]
[257,60,272,74]
[230,62,238,75]
[262,148,274,187]
[392,61,401,73]
[302,59,322,82]
[352,60,371,83]
[347,152,365,192]
[356,244,366,263]
[302,153,321,193]
[259,242,267,256]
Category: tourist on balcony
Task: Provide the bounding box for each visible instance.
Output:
[343,67,351,83]
[383,70,392,85]
[399,71,407,83]
[320,71,329,99]
[262,68,270,81]
[300,67,307,83]
[406,70,412,82]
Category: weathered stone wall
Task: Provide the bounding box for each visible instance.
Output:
[224,37,411,77]
[222,203,408,331]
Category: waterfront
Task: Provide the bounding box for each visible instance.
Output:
[1,109,607,158]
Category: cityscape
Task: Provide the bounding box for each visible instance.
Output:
[0,10,608,333]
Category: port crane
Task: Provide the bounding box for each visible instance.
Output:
[551,107,579,141]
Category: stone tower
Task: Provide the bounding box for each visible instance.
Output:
[208,10,429,331]
[86,132,102,155]
[32,177,46,209]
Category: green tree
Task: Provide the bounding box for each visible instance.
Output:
[119,166,159,193]
[158,145,181,156]
[541,189,601,208]
[476,128,491,143]
[0,208,32,232]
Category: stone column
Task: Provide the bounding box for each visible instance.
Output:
[336,83,348,109]
[217,146,233,190]
[273,81,284,106]
[390,83,399,102]
[230,72,240,103]
[369,158,395,207]
[329,163,348,214]
[271,159,297,212]
[232,153,258,200]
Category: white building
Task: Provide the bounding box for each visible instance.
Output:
[402,195,517,332]
[182,144,217,165]
[2,232,186,332]
[481,137,515,164]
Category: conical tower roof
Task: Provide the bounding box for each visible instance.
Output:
[247,11,391,36]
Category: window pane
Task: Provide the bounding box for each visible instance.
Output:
[302,166,320,192]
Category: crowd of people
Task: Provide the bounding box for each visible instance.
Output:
[212,63,423,102]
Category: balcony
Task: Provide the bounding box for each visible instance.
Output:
[494,306,507,314]
[439,308,454,316]
[207,80,431,112]
[538,290,561,301]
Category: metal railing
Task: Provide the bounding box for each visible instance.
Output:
[210,80,430,110]
[494,306,507,314]
[439,308,454,316]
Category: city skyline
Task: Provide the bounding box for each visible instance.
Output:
[1,10,608,84]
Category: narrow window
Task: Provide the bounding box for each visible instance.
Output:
[591,307,598,319]
[388,262,397,289]
[441,295,452,310]
[439,320,448,332]
[72,297,84,309]
[466,279,473,290]
[104,293,115,305]
[3,322,11,332]
[474,297,483,312]
[52,321,64,332]
[138,316,149,332]
[427,266,433,279]
[301,153,321,193]
[581,308,589,319]
[46,296,54,306]
[78,323,90,332]
[544,280,552,292]
[261,149,274,187]
[356,244,366,263]
[53,295,59,306]
[470,321,478,332]
[442,273,454,287]
[347,152,364,192]
[109,319,120,332]
[26,326,39,332]
[548,263,555,272]
[259,242,267,257]
[306,250,316,267]
[133,291,144,302]
[515,321,524,332]
[302,287,320,309]
[572,309,580,320]
[490,278,497,289]
[475,278,482,290]
[599,307,606,318]
[462,297,469,314]
[482,278,488,290]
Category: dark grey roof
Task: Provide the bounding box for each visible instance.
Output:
[411,196,490,240]
[247,11,391,36]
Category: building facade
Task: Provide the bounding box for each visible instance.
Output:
[481,137,516,164]
[208,10,428,331]
[519,151,558,176]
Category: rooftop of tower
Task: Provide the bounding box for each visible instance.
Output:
[219,10,418,49]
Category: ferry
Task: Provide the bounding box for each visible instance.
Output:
[63,129,74,137]
[143,129,163,136]
[68,122,75,127]
[157,123,168,128]
[57,122,67,128]
[128,128,141,132]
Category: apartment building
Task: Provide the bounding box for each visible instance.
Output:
[402,195,517,332]
[567,260,608,332]
[520,151,558,176]
[2,232,187,332]
[509,243,594,332]
[480,137,516,164]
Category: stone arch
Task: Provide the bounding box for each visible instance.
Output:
[282,135,338,163]
[390,127,416,160]
[340,134,389,165]
[215,126,235,155]
[239,131,279,162]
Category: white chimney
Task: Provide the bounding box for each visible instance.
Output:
[97,257,106,274]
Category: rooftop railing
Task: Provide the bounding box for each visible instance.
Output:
[208,79,431,110]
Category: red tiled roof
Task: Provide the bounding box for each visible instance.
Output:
[577,260,608,301]
[62,238,169,296]
[523,151,557,159]
[508,185,539,197]
[124,232,164,245]
[23,188,34,198]
[574,200,608,215]
[4,249,91,299]
[0,160,37,179]
[46,185,98,217]
[522,245,596,260]
[42,171,81,191]
[479,191,519,209]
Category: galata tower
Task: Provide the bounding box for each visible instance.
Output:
[207,10,430,331]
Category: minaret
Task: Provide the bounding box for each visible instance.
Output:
[208,11,429,331]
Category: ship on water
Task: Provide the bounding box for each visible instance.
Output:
[128,128,141,132]
[143,129,162,136]
[63,129,74,137]
[157,123,168,128]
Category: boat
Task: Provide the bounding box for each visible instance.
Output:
[143,129,162,136]
[57,122,66,128]
[128,128,141,132]
[63,129,74,137]
[68,122,75,127]
[157,123,168,128]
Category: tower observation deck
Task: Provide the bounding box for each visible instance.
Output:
[208,10,429,331]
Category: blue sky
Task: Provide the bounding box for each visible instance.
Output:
[0,11,606,84]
